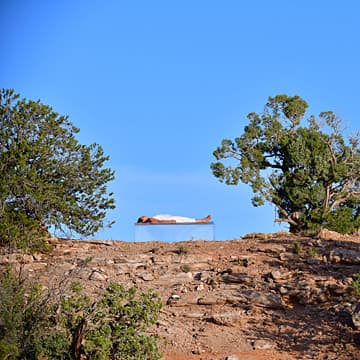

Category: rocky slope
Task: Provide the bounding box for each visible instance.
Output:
[1,230,360,360]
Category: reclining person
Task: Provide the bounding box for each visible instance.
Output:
[137,214,211,224]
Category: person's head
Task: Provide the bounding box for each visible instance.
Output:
[137,216,149,223]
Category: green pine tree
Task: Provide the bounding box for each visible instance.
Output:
[211,94,360,234]
[0,89,115,249]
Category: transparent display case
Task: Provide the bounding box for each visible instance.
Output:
[134,222,215,242]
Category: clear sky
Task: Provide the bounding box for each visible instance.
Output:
[1,1,360,240]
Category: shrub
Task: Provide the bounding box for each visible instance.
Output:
[0,268,162,359]
[351,273,360,297]
[175,245,188,255]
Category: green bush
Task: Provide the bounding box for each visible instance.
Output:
[293,240,302,254]
[175,245,188,255]
[0,268,50,359]
[351,273,360,297]
[0,268,162,360]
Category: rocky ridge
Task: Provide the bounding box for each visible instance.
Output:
[1,230,360,359]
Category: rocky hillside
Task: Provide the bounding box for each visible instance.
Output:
[1,230,360,360]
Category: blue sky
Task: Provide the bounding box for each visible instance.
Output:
[1,1,360,240]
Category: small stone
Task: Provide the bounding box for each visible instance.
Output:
[225,355,239,360]
[20,254,34,263]
[306,258,321,265]
[352,303,360,329]
[114,263,130,274]
[89,270,107,281]
[330,285,347,296]
[211,311,243,326]
[279,252,294,261]
[196,283,205,291]
[317,293,328,303]
[33,253,43,261]
[138,272,154,281]
[198,296,225,305]
[0,256,9,264]
[271,269,291,280]
[253,339,274,350]
[194,272,202,280]
[166,294,180,305]
[248,291,283,309]
[191,348,202,355]
[221,273,252,285]
[225,355,240,360]
[47,237,59,244]
[278,286,288,295]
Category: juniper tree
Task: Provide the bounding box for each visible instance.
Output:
[211,94,360,234]
[0,89,115,249]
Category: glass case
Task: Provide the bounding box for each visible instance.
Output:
[134,222,215,242]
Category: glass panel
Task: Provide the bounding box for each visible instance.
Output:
[134,223,215,242]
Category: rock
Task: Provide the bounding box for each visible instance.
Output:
[47,236,59,244]
[225,355,239,360]
[306,258,322,265]
[265,245,287,254]
[23,254,35,263]
[191,348,203,355]
[279,252,295,261]
[0,255,9,264]
[317,228,350,241]
[194,272,202,280]
[330,248,360,264]
[278,286,288,295]
[26,262,48,272]
[195,283,205,291]
[167,294,184,306]
[137,272,154,281]
[114,263,130,274]
[211,311,243,326]
[329,284,348,296]
[157,272,193,285]
[198,296,226,305]
[352,303,360,329]
[33,253,43,261]
[183,312,204,319]
[253,339,274,350]
[270,269,291,281]
[220,273,252,285]
[248,291,283,309]
[89,270,107,281]
[7,253,34,263]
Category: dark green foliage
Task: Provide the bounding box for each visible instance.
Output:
[174,245,188,255]
[212,94,360,234]
[351,273,360,297]
[0,269,162,359]
[180,264,191,273]
[324,203,360,234]
[293,240,302,255]
[0,89,115,250]
[0,268,51,359]
[61,282,162,360]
